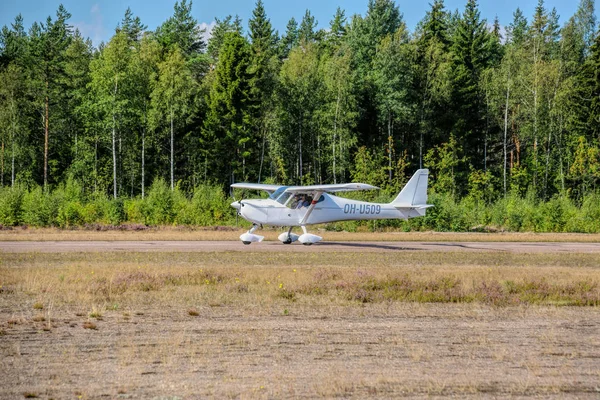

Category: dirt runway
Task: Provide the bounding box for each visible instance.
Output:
[1,240,600,253]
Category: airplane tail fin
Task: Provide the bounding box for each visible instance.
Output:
[390,169,432,215]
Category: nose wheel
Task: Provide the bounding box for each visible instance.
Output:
[239,224,264,245]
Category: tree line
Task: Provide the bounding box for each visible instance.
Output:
[0,0,599,230]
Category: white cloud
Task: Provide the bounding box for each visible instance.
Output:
[74,3,106,47]
[198,21,217,44]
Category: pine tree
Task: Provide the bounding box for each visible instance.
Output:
[207,15,243,61]
[347,0,401,73]
[0,15,28,67]
[574,28,600,141]
[63,30,93,186]
[0,63,26,186]
[507,8,528,45]
[422,0,448,48]
[249,1,274,54]
[202,32,252,184]
[450,0,492,171]
[326,7,347,50]
[415,0,453,168]
[155,0,205,56]
[279,18,298,59]
[118,8,147,44]
[247,0,276,182]
[299,10,317,44]
[27,5,73,189]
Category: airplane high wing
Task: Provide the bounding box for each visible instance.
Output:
[231,182,378,194]
[230,183,282,194]
[283,183,379,193]
[231,169,432,246]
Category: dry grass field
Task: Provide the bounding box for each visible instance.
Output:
[2,226,600,242]
[1,250,600,398]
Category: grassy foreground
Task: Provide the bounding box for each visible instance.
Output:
[2,251,600,398]
[2,251,600,311]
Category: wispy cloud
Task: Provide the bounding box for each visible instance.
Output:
[73,3,106,47]
[198,21,217,44]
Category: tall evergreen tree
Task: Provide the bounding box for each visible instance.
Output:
[207,15,243,61]
[248,0,276,182]
[0,63,26,186]
[63,30,93,186]
[0,15,28,68]
[299,10,317,44]
[155,0,205,56]
[202,32,252,185]
[279,17,298,59]
[422,0,449,47]
[118,8,147,44]
[415,0,453,167]
[27,5,73,189]
[326,7,347,50]
[450,0,492,172]
[507,8,528,45]
[574,28,600,142]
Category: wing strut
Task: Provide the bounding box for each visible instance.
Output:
[299,191,323,225]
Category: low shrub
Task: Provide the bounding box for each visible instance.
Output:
[1,177,599,232]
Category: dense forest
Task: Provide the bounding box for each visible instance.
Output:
[0,0,600,232]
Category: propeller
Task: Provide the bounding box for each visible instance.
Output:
[231,190,246,227]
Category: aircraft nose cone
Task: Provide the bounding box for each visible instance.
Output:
[231,201,241,210]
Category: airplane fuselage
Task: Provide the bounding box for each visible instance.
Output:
[237,193,422,227]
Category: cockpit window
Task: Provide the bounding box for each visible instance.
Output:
[270,188,327,206]
[276,192,292,205]
[269,187,288,200]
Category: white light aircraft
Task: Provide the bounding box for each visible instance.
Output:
[231,169,432,245]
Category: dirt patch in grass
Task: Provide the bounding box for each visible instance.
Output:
[1,251,600,397]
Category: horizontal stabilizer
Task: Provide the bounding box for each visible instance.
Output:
[393,203,434,210]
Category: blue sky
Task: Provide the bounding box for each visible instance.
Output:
[0,0,597,46]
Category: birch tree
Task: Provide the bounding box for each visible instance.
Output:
[150,46,196,190]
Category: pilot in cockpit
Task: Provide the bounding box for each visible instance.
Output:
[293,195,305,209]
[303,196,312,207]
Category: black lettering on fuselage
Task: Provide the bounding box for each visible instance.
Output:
[343,203,381,215]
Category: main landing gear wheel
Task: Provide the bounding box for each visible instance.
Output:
[242,241,251,245]
[279,227,297,244]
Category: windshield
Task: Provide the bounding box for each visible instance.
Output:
[269,186,288,200]
[269,187,293,205]
[276,192,293,205]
